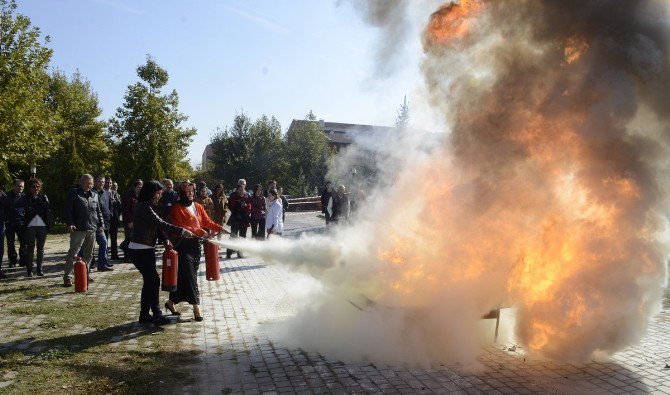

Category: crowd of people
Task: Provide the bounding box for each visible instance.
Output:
[0,174,354,325]
[0,174,302,324]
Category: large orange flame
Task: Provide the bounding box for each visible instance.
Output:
[424,0,483,48]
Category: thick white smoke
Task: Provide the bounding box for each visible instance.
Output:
[216,0,670,365]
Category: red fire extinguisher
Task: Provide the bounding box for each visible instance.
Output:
[161,248,178,291]
[204,241,220,281]
[74,256,88,292]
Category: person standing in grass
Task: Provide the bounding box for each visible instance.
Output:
[106,177,122,260]
[63,174,104,287]
[21,178,51,277]
[128,180,194,326]
[5,179,26,268]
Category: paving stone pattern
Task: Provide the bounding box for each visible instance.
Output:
[184,212,670,394]
[2,213,669,394]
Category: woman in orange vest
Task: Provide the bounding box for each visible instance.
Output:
[165,181,223,321]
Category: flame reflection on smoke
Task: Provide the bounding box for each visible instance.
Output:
[214,0,670,365]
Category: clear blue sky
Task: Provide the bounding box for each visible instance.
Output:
[18,0,423,165]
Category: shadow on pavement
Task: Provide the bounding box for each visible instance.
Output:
[220,264,266,274]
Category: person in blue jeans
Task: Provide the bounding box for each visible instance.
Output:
[81,176,114,272]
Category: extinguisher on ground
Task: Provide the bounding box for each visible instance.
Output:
[204,241,220,281]
[74,256,88,292]
[162,248,178,291]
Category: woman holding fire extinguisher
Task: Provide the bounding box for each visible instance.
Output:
[166,181,224,321]
[128,180,194,326]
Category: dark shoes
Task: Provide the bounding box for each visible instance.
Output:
[139,314,171,326]
[193,305,203,322]
[165,301,180,316]
[0,270,6,279]
[63,278,73,287]
[98,265,114,272]
[36,270,44,277]
[237,252,244,259]
[26,272,33,278]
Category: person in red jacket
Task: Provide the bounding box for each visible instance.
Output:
[166,181,223,321]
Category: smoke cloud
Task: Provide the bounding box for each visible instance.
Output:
[217,0,670,365]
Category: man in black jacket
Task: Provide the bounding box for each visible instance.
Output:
[105,177,122,260]
[62,174,104,287]
[320,182,333,227]
[4,179,26,268]
[89,175,113,272]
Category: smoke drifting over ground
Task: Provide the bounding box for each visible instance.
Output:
[221,0,670,365]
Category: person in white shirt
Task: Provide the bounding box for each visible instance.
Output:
[265,189,283,238]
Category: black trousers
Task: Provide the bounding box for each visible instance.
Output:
[169,239,201,305]
[250,218,265,240]
[226,224,248,257]
[5,224,26,266]
[129,248,162,318]
[24,226,47,274]
[109,218,119,257]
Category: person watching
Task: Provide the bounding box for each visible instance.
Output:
[63,174,104,287]
[21,178,51,277]
[105,176,122,260]
[265,189,283,238]
[5,179,26,268]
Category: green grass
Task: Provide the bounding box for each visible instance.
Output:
[0,269,200,394]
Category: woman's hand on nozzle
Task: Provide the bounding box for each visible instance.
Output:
[182,229,195,239]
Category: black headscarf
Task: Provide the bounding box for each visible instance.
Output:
[138,180,164,208]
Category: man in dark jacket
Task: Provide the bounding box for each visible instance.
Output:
[0,189,7,278]
[105,176,122,259]
[328,185,350,224]
[89,175,113,271]
[226,180,252,259]
[4,179,26,268]
[63,174,104,287]
[320,181,333,227]
[159,178,178,221]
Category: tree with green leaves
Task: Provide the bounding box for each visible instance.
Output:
[108,56,195,189]
[0,0,55,184]
[209,112,285,188]
[38,71,110,217]
[284,112,330,196]
[395,95,410,128]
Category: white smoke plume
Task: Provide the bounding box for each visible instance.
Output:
[216,0,670,365]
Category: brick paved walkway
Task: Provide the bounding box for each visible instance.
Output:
[1,212,669,394]
[182,212,670,394]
